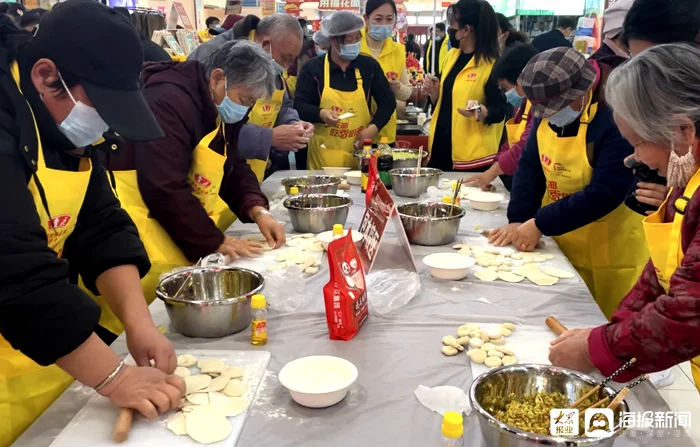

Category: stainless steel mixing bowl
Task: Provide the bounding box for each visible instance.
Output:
[391,148,429,170]
[281,175,341,194]
[390,167,443,198]
[283,194,353,233]
[397,202,464,246]
[469,364,629,447]
[156,266,264,338]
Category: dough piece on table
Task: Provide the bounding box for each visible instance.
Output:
[186,392,209,405]
[486,247,502,255]
[484,357,503,368]
[486,329,503,340]
[468,338,484,349]
[488,266,499,271]
[474,269,498,281]
[287,239,301,247]
[208,391,230,409]
[463,323,480,331]
[474,253,496,260]
[166,412,187,436]
[502,356,518,366]
[532,256,546,263]
[541,254,555,260]
[261,244,274,252]
[220,366,245,379]
[291,234,306,239]
[468,330,481,339]
[542,267,575,279]
[501,323,516,331]
[498,265,511,272]
[491,337,506,346]
[452,244,466,250]
[302,233,315,238]
[479,330,490,342]
[275,254,287,262]
[457,247,471,255]
[456,326,471,337]
[300,257,317,271]
[310,243,324,253]
[455,336,470,346]
[499,327,512,337]
[207,375,230,393]
[501,258,513,266]
[223,379,249,397]
[441,346,459,356]
[511,253,524,260]
[481,343,496,352]
[527,273,559,286]
[487,350,504,358]
[181,404,198,413]
[496,346,515,356]
[174,366,191,378]
[313,260,322,267]
[184,375,212,395]
[468,348,487,364]
[305,267,319,274]
[497,272,524,283]
[476,260,490,267]
[198,359,227,374]
[185,405,232,444]
[512,260,524,267]
[177,354,197,368]
[488,260,502,267]
[501,248,515,257]
[216,396,250,417]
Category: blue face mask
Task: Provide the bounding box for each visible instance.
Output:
[268,42,286,75]
[338,41,361,60]
[317,47,327,57]
[369,24,393,41]
[548,106,581,128]
[505,88,525,108]
[216,79,250,124]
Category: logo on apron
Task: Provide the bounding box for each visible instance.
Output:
[193,174,212,188]
[467,73,478,79]
[48,214,72,230]
[331,105,344,114]
[262,105,271,112]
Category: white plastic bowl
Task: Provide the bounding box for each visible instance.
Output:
[466,191,504,211]
[317,229,364,250]
[323,167,351,177]
[279,356,358,408]
[344,170,362,185]
[423,252,475,280]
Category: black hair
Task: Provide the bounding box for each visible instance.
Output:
[407,33,415,41]
[622,0,700,46]
[447,0,499,64]
[436,22,446,32]
[232,14,260,38]
[492,42,539,84]
[365,0,397,17]
[496,12,528,46]
[556,17,577,30]
[205,16,219,27]
[19,8,47,30]
[7,3,26,20]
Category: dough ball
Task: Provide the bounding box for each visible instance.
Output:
[166,412,187,436]
[484,357,503,368]
[542,267,575,279]
[468,338,484,349]
[501,248,515,257]
[223,379,249,397]
[469,330,481,339]
[198,359,227,374]
[479,330,490,342]
[499,327,512,337]
[502,356,518,366]
[305,267,319,274]
[456,326,471,337]
[464,323,480,331]
[177,354,197,368]
[475,269,498,281]
[468,348,487,364]
[455,336,470,346]
[491,337,506,346]
[184,375,212,395]
[501,323,516,331]
[496,346,515,356]
[486,329,503,340]
[441,346,459,356]
[313,260,322,267]
[207,375,230,393]
[481,343,496,352]
[487,350,504,358]
[184,405,232,444]
[174,366,191,378]
[186,392,209,406]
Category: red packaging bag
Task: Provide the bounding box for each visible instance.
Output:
[323,229,369,340]
[365,154,378,207]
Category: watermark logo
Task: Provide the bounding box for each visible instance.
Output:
[550,409,579,437]
[585,409,615,437]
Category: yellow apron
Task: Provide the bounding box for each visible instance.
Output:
[0,61,91,446]
[308,54,372,170]
[642,169,700,390]
[245,81,285,183]
[283,70,297,97]
[428,49,504,170]
[538,92,648,319]
[198,29,212,43]
[360,31,405,143]
[505,101,530,147]
[93,125,236,335]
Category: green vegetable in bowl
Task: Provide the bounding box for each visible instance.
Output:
[393,152,419,160]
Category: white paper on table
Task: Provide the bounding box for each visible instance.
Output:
[414,385,471,416]
[338,112,355,119]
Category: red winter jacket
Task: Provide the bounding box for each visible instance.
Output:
[588,185,700,381]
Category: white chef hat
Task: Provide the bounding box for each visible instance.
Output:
[321,11,364,37]
[313,30,330,46]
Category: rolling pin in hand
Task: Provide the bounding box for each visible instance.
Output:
[545,316,568,336]
[113,408,134,443]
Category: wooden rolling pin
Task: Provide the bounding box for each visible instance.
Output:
[112,408,134,443]
[545,316,568,336]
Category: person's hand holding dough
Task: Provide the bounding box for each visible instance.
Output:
[513,219,542,252]
[488,223,520,246]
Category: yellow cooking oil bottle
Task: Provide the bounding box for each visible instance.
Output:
[250,294,267,346]
[441,411,464,447]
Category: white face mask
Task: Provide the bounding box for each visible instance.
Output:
[666,142,697,188]
[55,72,109,148]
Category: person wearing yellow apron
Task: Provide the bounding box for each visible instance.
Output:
[293,12,396,170]
[0,3,184,444]
[360,0,411,144]
[424,0,507,172]
[424,24,446,75]
[463,42,538,191]
[99,40,287,337]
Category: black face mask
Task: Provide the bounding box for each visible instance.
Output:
[448,27,461,48]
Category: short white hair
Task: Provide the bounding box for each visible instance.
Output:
[606,43,700,145]
[256,14,303,43]
[203,40,277,99]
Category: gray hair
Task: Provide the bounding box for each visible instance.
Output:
[606,43,700,145]
[202,40,276,99]
[256,13,303,43]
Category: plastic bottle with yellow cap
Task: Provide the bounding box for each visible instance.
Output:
[441,411,464,446]
[442,195,461,208]
[290,186,300,196]
[250,294,267,346]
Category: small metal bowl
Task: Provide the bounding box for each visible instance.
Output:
[391,148,429,170]
[283,194,353,233]
[156,266,264,338]
[397,202,464,246]
[281,175,341,195]
[470,364,629,447]
[390,167,443,198]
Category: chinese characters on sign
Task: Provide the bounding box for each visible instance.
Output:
[318,0,361,10]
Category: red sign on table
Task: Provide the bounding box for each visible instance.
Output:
[358,180,417,273]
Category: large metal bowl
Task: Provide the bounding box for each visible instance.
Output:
[470,364,629,447]
[284,194,352,233]
[391,148,429,170]
[397,202,464,246]
[390,167,443,198]
[156,266,264,338]
[281,175,341,195]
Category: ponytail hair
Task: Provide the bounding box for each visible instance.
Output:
[447,0,499,64]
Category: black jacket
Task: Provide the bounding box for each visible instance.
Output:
[0,22,150,366]
[531,29,573,53]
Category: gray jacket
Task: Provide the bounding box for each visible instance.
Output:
[188,30,299,161]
